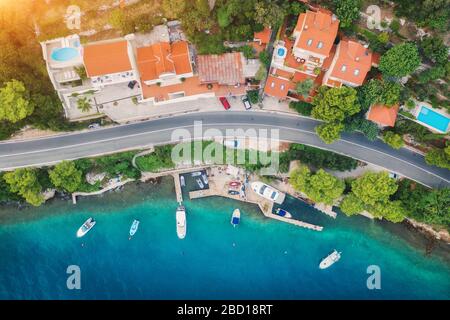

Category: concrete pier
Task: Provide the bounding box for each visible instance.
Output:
[172,173,183,203]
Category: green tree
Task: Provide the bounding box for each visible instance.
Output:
[371,200,406,223]
[425,147,450,170]
[312,86,360,122]
[296,79,314,99]
[315,122,344,144]
[351,172,398,206]
[333,0,361,28]
[49,161,82,193]
[419,36,448,65]
[259,51,271,67]
[3,168,44,206]
[383,131,404,149]
[289,165,311,192]
[340,193,365,216]
[360,79,401,108]
[254,0,286,28]
[162,0,186,19]
[417,66,446,83]
[379,43,421,77]
[306,169,345,205]
[0,80,34,123]
[77,97,91,113]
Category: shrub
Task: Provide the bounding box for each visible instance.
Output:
[289,101,312,116]
[247,90,259,104]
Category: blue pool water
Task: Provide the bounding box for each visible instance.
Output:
[277,47,286,57]
[417,106,450,132]
[51,47,79,62]
[0,178,448,299]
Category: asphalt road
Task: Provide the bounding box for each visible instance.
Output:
[0,111,449,188]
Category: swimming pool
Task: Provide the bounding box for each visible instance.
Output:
[277,47,286,56]
[417,106,450,132]
[51,47,79,62]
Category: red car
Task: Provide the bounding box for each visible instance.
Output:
[219,97,231,110]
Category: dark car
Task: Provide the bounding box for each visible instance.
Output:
[219,97,231,110]
[128,80,137,89]
[241,95,252,110]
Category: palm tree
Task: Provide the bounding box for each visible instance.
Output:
[77,96,91,112]
[296,79,314,99]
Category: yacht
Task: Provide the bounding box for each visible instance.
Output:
[180,175,185,187]
[176,205,186,239]
[129,219,140,239]
[191,171,201,177]
[251,182,285,204]
[76,218,96,238]
[319,250,341,269]
[275,208,292,218]
[231,209,240,227]
[196,178,204,189]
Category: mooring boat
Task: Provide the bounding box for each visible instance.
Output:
[129,219,140,239]
[191,171,201,177]
[176,205,186,239]
[275,208,292,218]
[231,209,240,227]
[201,173,209,185]
[196,178,204,189]
[76,218,96,238]
[180,175,185,187]
[319,250,341,269]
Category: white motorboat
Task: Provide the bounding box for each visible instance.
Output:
[76,217,96,238]
[191,171,201,177]
[129,219,140,239]
[201,173,209,185]
[275,208,292,218]
[176,205,186,239]
[319,250,342,269]
[196,178,204,189]
[251,182,285,204]
[231,209,240,227]
[180,175,185,187]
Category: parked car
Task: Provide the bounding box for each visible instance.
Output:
[219,97,231,110]
[88,123,100,129]
[224,139,240,149]
[241,95,251,110]
[389,172,399,180]
[128,80,137,89]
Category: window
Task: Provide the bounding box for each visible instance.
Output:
[280,84,285,90]
[271,192,277,199]
[307,39,313,46]
[271,81,275,88]
[341,65,347,72]
[354,69,360,76]
[317,41,323,49]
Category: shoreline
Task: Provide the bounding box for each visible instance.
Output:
[1,168,449,254]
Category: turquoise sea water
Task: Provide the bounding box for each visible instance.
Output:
[0,178,449,299]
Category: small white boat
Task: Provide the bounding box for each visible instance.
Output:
[129,219,140,239]
[201,173,209,185]
[231,209,240,227]
[180,175,185,187]
[191,171,201,177]
[76,217,96,238]
[196,178,204,189]
[319,250,341,269]
[275,208,292,218]
[176,205,186,239]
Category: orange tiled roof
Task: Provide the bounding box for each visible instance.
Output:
[264,75,295,99]
[254,28,272,44]
[197,53,245,85]
[83,40,132,77]
[367,104,399,127]
[328,40,372,86]
[137,41,192,82]
[294,10,339,57]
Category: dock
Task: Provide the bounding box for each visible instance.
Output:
[172,173,183,203]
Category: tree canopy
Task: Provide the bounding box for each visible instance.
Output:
[333,0,361,28]
[419,36,449,65]
[351,172,398,206]
[3,168,44,206]
[383,131,404,149]
[315,122,344,144]
[312,86,360,122]
[49,161,83,193]
[0,80,34,123]
[379,43,421,77]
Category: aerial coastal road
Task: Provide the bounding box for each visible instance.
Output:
[0,111,449,188]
